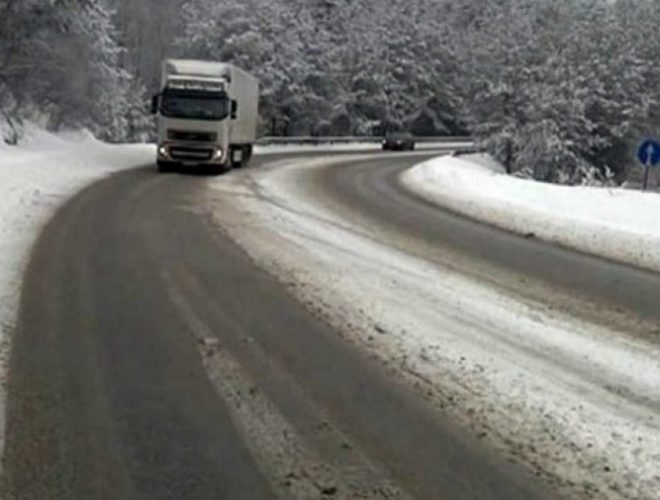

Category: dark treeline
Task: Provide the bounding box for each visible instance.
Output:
[2,0,660,183]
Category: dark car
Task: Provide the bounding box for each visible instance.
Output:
[382,132,416,151]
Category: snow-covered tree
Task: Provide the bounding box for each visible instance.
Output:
[3,0,660,184]
[0,0,146,141]
[459,0,654,183]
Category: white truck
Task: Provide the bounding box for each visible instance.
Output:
[151,59,259,173]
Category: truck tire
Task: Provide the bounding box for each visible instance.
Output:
[157,160,175,173]
[229,146,244,169]
[229,145,254,169]
[227,146,240,169]
[210,164,230,176]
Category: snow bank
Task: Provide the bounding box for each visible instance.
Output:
[401,155,660,272]
[0,126,153,457]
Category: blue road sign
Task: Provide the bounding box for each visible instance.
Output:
[637,139,660,167]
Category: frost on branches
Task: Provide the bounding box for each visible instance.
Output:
[0,0,149,143]
[463,0,656,184]
[2,0,660,184]
[174,0,466,137]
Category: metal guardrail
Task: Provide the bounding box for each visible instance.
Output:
[256,136,474,145]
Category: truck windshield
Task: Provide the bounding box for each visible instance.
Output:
[160,90,229,121]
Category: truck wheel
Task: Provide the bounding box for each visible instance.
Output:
[210,165,230,176]
[228,147,242,169]
[157,161,174,173]
[237,146,251,167]
[230,145,253,169]
[244,145,253,162]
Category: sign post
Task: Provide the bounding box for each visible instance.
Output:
[637,139,660,191]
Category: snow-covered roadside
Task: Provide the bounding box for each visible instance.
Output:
[0,128,153,458]
[401,155,660,272]
[205,156,660,500]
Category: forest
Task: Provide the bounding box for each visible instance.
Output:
[1,0,660,183]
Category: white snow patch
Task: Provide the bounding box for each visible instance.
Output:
[401,155,660,272]
[205,155,660,500]
[0,125,153,458]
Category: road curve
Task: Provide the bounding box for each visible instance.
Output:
[5,150,640,499]
[305,154,660,334]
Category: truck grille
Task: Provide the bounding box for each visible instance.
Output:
[167,130,217,142]
[169,147,214,162]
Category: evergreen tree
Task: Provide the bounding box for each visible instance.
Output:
[3,0,660,184]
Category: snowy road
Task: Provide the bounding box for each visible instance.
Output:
[4,150,660,499]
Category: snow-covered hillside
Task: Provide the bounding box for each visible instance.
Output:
[401,155,660,272]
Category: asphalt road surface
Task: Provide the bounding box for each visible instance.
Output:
[304,154,660,332]
[6,150,658,499]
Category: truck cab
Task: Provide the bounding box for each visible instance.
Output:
[152,60,258,174]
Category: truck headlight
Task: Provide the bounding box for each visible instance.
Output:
[158,145,168,157]
[213,147,224,159]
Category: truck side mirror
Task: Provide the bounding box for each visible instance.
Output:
[231,100,238,119]
[151,95,160,115]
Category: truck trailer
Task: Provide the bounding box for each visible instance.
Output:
[151,59,259,173]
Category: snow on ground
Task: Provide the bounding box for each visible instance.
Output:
[401,154,660,272]
[0,126,153,457]
[205,155,660,500]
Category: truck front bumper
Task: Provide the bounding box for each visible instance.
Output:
[157,143,226,166]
